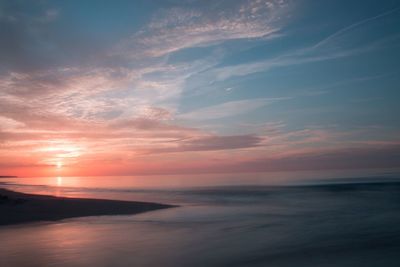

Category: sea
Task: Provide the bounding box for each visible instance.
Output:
[1,169,400,267]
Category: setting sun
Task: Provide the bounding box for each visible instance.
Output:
[56,162,63,169]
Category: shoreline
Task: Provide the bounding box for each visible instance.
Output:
[0,188,176,226]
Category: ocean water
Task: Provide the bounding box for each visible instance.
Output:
[1,171,400,267]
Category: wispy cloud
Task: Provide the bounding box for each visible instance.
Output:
[146,134,263,153]
[313,6,400,49]
[178,97,287,120]
[208,38,391,82]
[115,0,291,58]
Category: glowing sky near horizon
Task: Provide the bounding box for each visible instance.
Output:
[0,0,399,177]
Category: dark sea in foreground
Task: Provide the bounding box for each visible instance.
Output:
[1,171,400,267]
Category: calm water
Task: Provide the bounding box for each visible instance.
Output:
[1,171,400,267]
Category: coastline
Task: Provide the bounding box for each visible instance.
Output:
[0,188,176,226]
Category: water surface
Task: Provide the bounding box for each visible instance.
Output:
[1,172,400,267]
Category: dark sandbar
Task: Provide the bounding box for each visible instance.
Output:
[0,188,175,226]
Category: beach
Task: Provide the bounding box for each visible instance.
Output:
[1,176,400,267]
[0,188,175,226]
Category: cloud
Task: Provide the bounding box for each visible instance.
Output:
[202,9,400,83]
[148,134,263,153]
[233,145,400,173]
[0,0,293,137]
[178,97,287,120]
[114,0,291,58]
[46,143,400,176]
[143,144,400,175]
[109,117,197,132]
[313,7,400,49]
[209,41,384,82]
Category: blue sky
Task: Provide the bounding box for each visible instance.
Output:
[0,0,399,176]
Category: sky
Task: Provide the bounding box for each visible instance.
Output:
[0,0,399,177]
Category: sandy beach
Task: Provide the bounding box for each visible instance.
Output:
[0,188,175,226]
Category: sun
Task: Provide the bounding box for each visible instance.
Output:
[56,162,63,169]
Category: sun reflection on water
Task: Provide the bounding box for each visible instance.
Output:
[57,176,63,186]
